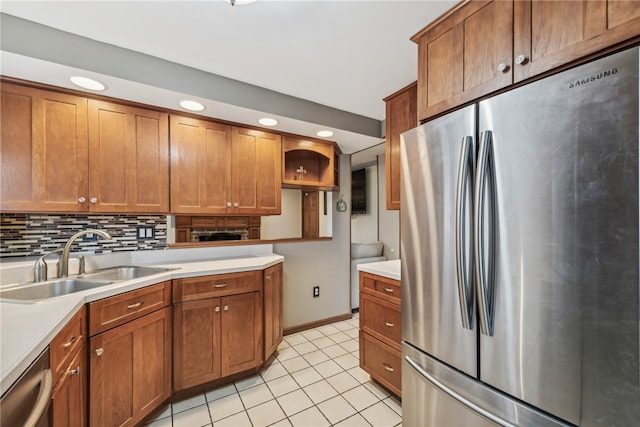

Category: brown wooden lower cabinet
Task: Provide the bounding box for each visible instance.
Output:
[51,307,86,427]
[89,306,171,427]
[359,271,402,397]
[51,341,86,426]
[173,291,263,391]
[264,262,283,360]
[360,332,402,396]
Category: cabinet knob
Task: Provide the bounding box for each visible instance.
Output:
[233,202,239,208]
[226,202,232,208]
[215,306,220,312]
[95,348,104,356]
[90,197,98,204]
[515,54,528,65]
[223,304,229,311]
[266,275,271,281]
[68,366,81,375]
[78,197,86,203]
[497,63,509,73]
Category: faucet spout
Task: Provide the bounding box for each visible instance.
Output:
[58,229,112,278]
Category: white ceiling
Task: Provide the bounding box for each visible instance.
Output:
[0,0,456,153]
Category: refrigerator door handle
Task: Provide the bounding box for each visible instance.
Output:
[455,136,475,329]
[405,355,517,427]
[474,130,497,336]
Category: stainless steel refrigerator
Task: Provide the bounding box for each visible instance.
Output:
[401,46,639,426]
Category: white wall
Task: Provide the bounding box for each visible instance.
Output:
[274,154,351,329]
[377,154,400,260]
[261,189,302,239]
[351,165,378,243]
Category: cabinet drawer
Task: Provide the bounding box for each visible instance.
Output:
[173,270,262,303]
[360,293,401,351]
[51,306,86,385]
[360,271,401,305]
[360,332,402,397]
[89,281,171,336]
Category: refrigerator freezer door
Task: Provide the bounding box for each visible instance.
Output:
[401,105,477,377]
[402,343,570,427]
[478,47,639,426]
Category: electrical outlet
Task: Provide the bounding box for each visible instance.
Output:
[313,286,320,298]
[136,226,155,239]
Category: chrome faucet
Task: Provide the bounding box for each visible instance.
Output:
[58,229,112,278]
[33,248,64,283]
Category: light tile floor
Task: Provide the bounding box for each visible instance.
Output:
[146,313,402,427]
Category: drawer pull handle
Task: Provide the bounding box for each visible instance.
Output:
[383,287,394,293]
[95,348,104,356]
[382,363,395,372]
[63,336,77,348]
[214,283,228,288]
[385,322,395,327]
[68,366,81,375]
[127,301,144,309]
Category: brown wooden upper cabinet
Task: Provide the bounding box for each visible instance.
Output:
[384,82,417,211]
[88,100,169,213]
[0,83,170,213]
[1,83,89,212]
[282,136,340,190]
[170,115,282,215]
[413,0,640,121]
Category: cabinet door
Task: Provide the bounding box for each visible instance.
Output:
[89,307,171,427]
[384,83,417,210]
[0,83,88,212]
[230,127,282,214]
[264,263,283,360]
[514,0,640,82]
[170,115,231,214]
[173,298,222,391]
[416,0,513,120]
[255,130,282,215]
[222,292,263,376]
[52,345,86,427]
[88,100,169,213]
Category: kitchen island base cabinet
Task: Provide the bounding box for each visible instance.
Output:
[89,307,171,427]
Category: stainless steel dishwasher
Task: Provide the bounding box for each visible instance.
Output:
[0,347,53,427]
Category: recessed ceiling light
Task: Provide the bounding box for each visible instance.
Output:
[70,76,105,91]
[316,130,334,138]
[180,100,205,112]
[224,0,257,5]
[258,118,279,127]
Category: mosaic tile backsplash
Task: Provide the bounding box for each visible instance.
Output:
[0,214,167,258]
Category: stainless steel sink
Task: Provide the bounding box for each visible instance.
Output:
[0,266,177,303]
[80,266,176,282]
[0,278,114,302]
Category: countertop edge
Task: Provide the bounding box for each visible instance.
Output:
[0,254,284,395]
[356,259,401,281]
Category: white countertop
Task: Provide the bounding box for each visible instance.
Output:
[0,252,283,395]
[357,259,401,281]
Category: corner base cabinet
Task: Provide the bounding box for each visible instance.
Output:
[359,271,402,397]
[172,271,264,391]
